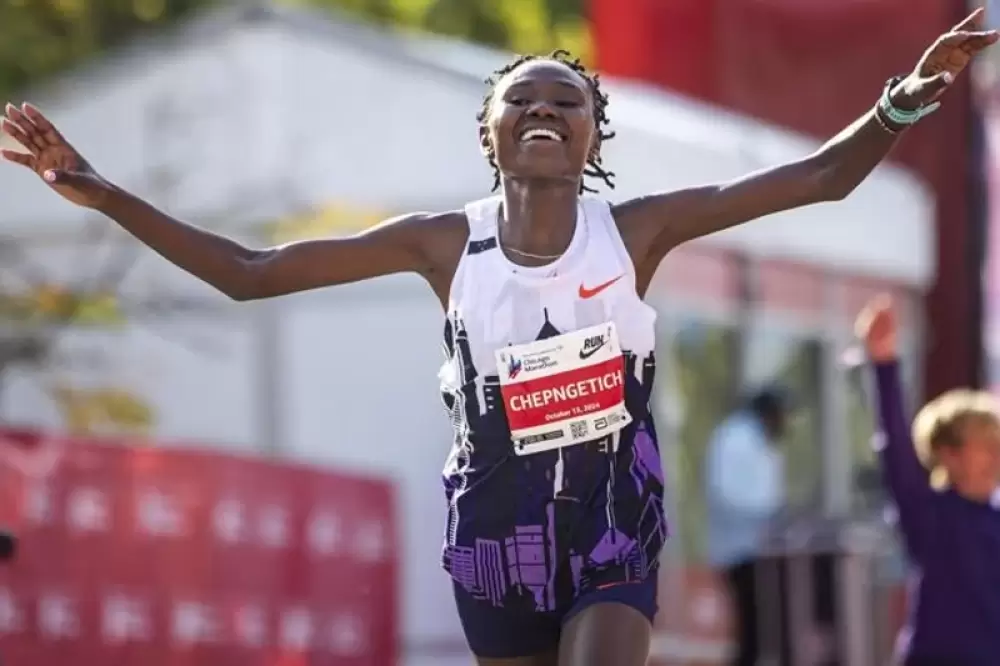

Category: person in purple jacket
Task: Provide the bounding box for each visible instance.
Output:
[858,297,1000,666]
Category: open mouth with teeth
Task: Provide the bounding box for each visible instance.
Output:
[519,127,565,143]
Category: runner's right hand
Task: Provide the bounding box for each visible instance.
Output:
[855,295,897,363]
[2,102,112,209]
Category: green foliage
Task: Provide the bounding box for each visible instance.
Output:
[0,0,592,101]
[293,0,590,61]
[0,0,212,100]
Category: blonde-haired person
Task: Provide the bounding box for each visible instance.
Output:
[912,389,1000,492]
[858,297,1000,666]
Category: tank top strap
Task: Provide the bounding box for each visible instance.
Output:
[462,196,502,245]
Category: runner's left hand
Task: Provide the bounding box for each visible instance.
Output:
[892,7,998,110]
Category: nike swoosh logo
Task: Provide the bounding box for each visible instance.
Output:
[578,274,624,299]
[579,341,606,360]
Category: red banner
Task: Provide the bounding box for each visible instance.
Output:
[0,429,398,666]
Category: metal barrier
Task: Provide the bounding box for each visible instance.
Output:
[754,518,900,666]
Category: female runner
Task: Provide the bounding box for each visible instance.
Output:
[2,11,995,666]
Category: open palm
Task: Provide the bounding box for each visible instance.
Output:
[856,297,897,362]
[905,8,1000,107]
[1,102,109,209]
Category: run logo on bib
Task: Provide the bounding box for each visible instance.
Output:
[495,322,633,455]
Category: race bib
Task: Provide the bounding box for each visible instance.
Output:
[495,322,633,455]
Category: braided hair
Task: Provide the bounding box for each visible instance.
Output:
[477,49,616,194]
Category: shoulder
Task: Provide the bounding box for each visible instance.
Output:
[610,192,693,251]
[367,209,467,268]
[610,193,667,232]
[384,209,467,248]
[387,209,468,235]
[610,188,722,261]
[387,209,469,300]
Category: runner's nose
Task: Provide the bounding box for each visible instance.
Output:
[526,101,559,118]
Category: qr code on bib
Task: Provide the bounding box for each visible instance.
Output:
[570,420,588,439]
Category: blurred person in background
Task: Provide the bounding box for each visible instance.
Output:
[705,388,789,666]
[860,297,1000,666]
[1,12,994,666]
[0,530,9,666]
[0,529,14,562]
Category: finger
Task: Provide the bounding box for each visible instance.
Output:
[22,103,66,145]
[963,30,999,39]
[953,6,984,32]
[865,294,893,321]
[0,118,37,155]
[944,33,999,60]
[967,32,1000,51]
[951,30,1000,43]
[1,149,35,168]
[4,102,31,128]
[938,32,968,47]
[872,293,893,310]
[950,30,1000,40]
[4,103,45,152]
[853,315,869,339]
[855,301,880,336]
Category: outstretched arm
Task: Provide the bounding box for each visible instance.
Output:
[2,103,462,301]
[872,359,935,564]
[857,297,935,564]
[616,9,996,273]
[93,187,452,301]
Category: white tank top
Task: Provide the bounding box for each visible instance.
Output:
[437,195,666,610]
[440,194,657,416]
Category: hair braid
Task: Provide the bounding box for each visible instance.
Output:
[477,49,616,194]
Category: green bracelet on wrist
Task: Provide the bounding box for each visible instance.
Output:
[877,75,940,126]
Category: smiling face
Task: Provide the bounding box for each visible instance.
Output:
[939,416,1000,502]
[914,390,1000,502]
[480,58,600,190]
